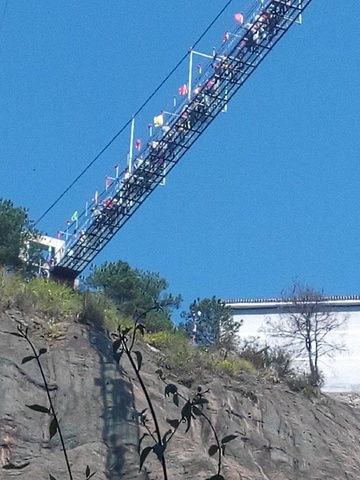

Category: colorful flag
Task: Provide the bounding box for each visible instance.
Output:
[135,138,141,151]
[234,12,244,24]
[71,211,78,222]
[223,32,230,43]
[154,113,164,127]
[178,84,188,96]
[56,231,62,239]
[197,64,202,74]
[47,246,52,263]
[106,176,111,188]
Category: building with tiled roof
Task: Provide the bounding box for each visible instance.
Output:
[225,296,360,392]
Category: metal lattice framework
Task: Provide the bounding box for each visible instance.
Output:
[51,0,313,280]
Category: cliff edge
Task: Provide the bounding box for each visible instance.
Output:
[1,309,359,480]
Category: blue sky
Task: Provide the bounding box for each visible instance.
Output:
[1,1,359,319]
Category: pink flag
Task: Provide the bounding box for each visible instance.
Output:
[223,32,230,43]
[197,64,202,74]
[135,139,141,151]
[106,176,111,188]
[234,12,244,24]
[178,84,188,96]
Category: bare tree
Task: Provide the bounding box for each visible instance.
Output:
[266,283,348,386]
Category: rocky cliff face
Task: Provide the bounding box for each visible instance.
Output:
[1,309,360,480]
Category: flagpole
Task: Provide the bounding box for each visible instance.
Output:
[161,161,167,186]
[223,88,228,113]
[191,50,214,60]
[85,201,88,217]
[128,116,135,173]
[162,110,181,118]
[188,49,193,102]
[115,164,119,178]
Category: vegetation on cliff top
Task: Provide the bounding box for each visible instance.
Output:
[0,198,346,388]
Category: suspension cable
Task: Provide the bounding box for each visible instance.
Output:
[35,0,234,226]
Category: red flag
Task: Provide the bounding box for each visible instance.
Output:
[234,12,244,24]
[223,32,230,43]
[178,84,188,96]
[106,176,111,188]
[197,64,202,74]
[135,139,141,151]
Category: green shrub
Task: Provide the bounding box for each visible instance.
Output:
[145,330,182,348]
[81,291,105,327]
[286,372,323,397]
[24,277,82,317]
[38,317,68,340]
[239,345,266,370]
[104,306,132,332]
[81,291,134,331]
[212,357,256,376]
[145,330,213,378]
[145,331,259,379]
[240,344,292,378]
[142,312,174,333]
[0,268,27,311]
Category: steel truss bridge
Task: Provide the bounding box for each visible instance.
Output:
[50,0,313,281]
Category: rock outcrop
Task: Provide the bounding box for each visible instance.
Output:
[1,309,360,479]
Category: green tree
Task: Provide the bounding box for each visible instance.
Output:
[86,260,181,332]
[180,296,241,349]
[0,198,39,271]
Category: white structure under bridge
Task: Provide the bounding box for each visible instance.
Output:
[225,296,360,392]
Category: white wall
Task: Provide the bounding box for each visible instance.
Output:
[232,306,360,392]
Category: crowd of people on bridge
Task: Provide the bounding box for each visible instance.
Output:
[59,0,296,262]
[240,0,292,53]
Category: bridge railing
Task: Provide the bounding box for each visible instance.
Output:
[51,0,312,279]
